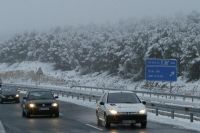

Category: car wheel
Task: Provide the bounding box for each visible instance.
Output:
[141,122,147,128]
[26,111,31,118]
[54,112,59,118]
[0,98,3,104]
[104,114,110,128]
[96,115,101,126]
[22,110,26,117]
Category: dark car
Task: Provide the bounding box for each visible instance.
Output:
[21,90,59,118]
[0,88,20,103]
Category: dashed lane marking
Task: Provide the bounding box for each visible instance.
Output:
[85,124,103,131]
[0,121,6,133]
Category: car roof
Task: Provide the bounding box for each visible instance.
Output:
[106,90,135,94]
[27,89,52,92]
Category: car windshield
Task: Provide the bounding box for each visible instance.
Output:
[107,92,140,104]
[28,91,54,100]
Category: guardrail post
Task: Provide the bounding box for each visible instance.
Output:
[96,99,98,103]
[183,96,185,101]
[171,110,174,119]
[190,113,193,122]
[192,97,194,102]
[77,94,79,100]
[156,108,159,116]
[72,95,74,99]
[83,96,85,101]
[89,97,91,102]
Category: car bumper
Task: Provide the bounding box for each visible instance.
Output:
[28,107,59,115]
[107,114,147,124]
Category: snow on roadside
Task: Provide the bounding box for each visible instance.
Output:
[58,96,200,132]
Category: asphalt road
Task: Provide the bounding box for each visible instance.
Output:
[0,98,199,133]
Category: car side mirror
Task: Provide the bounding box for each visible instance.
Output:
[23,97,27,100]
[54,96,59,99]
[100,102,105,105]
[142,101,146,105]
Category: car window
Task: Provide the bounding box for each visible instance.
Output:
[107,93,140,104]
[28,91,54,100]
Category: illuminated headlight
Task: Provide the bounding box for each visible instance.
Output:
[15,94,19,97]
[52,103,58,107]
[139,109,146,114]
[109,110,118,115]
[29,103,35,108]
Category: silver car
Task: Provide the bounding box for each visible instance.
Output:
[96,91,147,128]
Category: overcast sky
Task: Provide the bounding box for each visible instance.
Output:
[0,0,200,39]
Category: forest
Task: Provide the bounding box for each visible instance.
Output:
[0,11,200,81]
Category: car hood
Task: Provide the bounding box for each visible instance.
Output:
[105,103,145,112]
[2,92,17,95]
[27,99,57,103]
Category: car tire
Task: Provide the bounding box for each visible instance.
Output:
[97,116,101,126]
[26,111,31,118]
[0,98,3,104]
[54,112,59,118]
[22,110,26,117]
[141,122,147,128]
[104,114,110,128]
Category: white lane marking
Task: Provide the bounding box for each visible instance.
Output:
[85,124,103,131]
[0,121,6,133]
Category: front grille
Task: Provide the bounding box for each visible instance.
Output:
[36,103,52,107]
[5,95,15,98]
[119,112,139,115]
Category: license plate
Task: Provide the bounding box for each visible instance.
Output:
[40,107,49,111]
[122,120,136,124]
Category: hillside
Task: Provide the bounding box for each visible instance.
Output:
[0,61,200,96]
[0,12,200,81]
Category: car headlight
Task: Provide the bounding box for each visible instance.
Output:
[52,103,58,107]
[15,94,19,98]
[109,110,118,115]
[29,103,35,108]
[139,109,146,114]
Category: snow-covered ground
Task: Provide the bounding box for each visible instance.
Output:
[59,96,200,132]
[1,61,200,96]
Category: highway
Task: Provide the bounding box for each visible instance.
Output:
[0,99,199,133]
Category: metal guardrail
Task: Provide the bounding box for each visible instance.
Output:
[3,83,200,122]
[72,85,200,102]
